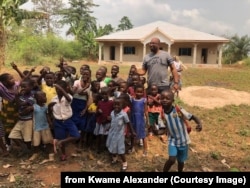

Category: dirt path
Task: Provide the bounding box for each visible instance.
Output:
[179,86,250,109]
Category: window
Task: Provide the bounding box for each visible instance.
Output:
[124,46,135,55]
[178,48,192,56]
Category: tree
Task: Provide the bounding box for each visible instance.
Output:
[116,16,133,31]
[30,0,66,35]
[58,0,98,40]
[223,34,250,64]
[0,0,48,69]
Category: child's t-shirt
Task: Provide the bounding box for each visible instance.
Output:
[33,104,49,131]
[18,94,36,121]
[163,106,192,147]
[41,83,57,105]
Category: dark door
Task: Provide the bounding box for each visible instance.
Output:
[201,48,208,64]
[110,46,115,60]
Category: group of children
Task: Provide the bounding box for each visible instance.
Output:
[0,60,202,172]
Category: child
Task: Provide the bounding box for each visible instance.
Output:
[118,93,132,149]
[95,68,108,88]
[38,71,57,151]
[93,86,114,153]
[170,56,184,97]
[128,74,146,98]
[0,104,8,156]
[8,78,36,157]
[106,97,135,172]
[0,73,19,154]
[107,80,117,100]
[129,84,149,156]
[38,71,57,106]
[114,81,129,98]
[48,80,80,161]
[160,89,202,172]
[147,83,162,141]
[84,93,99,149]
[70,68,91,149]
[127,65,137,87]
[110,65,125,85]
[29,91,54,163]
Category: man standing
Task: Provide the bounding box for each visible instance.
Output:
[136,37,179,93]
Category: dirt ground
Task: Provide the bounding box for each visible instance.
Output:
[180,86,250,109]
[1,83,250,187]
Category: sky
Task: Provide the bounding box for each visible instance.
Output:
[21,0,250,37]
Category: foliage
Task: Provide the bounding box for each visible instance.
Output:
[0,0,49,67]
[26,0,66,35]
[6,32,82,65]
[58,0,98,39]
[116,16,133,31]
[223,34,250,64]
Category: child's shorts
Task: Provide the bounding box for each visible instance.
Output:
[54,119,80,140]
[33,128,53,146]
[168,144,188,163]
[8,119,33,142]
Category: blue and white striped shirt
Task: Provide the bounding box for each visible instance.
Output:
[163,106,192,147]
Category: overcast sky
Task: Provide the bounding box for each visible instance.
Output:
[21,0,250,37]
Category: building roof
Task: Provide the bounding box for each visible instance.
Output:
[95,20,229,43]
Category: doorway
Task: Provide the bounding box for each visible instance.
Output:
[201,48,208,64]
[110,46,115,60]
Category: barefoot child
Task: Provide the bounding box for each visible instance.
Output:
[29,91,54,163]
[48,80,80,161]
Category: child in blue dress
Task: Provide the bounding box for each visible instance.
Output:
[106,97,135,172]
[129,84,149,156]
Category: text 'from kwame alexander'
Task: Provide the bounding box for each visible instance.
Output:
[63,175,246,185]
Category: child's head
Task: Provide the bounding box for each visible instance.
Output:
[134,84,145,99]
[80,64,90,76]
[39,66,50,75]
[95,69,105,82]
[111,65,119,77]
[34,91,47,105]
[23,70,30,77]
[81,69,91,82]
[129,65,137,77]
[30,74,40,90]
[67,66,76,75]
[100,86,110,101]
[140,76,146,86]
[44,72,55,87]
[160,89,174,107]
[113,98,123,114]
[148,83,158,96]
[91,80,100,93]
[54,71,64,82]
[107,80,117,93]
[0,73,15,88]
[118,81,128,93]
[55,80,69,96]
[19,78,33,95]
[119,93,131,108]
[131,74,140,86]
[99,66,108,76]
